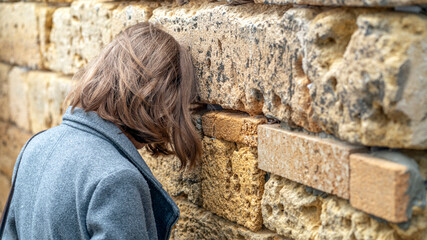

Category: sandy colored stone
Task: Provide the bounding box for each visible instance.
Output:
[150,2,321,132]
[262,175,322,240]
[202,110,267,147]
[263,174,427,240]
[255,0,427,6]
[173,197,285,240]
[202,137,265,231]
[8,67,30,131]
[0,122,32,179]
[350,153,410,223]
[0,2,56,68]
[0,63,12,122]
[258,124,366,199]
[26,71,73,133]
[306,10,427,149]
[0,173,11,212]
[139,147,202,205]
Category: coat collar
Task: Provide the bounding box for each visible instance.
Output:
[61,106,163,189]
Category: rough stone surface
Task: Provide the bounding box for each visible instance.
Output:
[202,110,267,147]
[139,147,202,206]
[0,63,12,122]
[173,197,285,240]
[0,3,55,68]
[202,137,265,231]
[350,153,410,223]
[26,71,73,133]
[8,67,30,131]
[258,124,365,199]
[150,2,321,132]
[0,173,11,212]
[263,174,427,240]
[255,0,427,6]
[307,10,427,149]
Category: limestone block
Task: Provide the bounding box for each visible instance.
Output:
[111,2,161,37]
[150,2,321,132]
[254,0,427,6]
[350,153,410,223]
[262,174,322,240]
[8,67,30,131]
[306,10,427,149]
[47,1,119,74]
[258,124,365,199]
[202,137,265,231]
[0,3,56,68]
[139,147,202,205]
[262,174,427,240]
[202,110,267,147]
[0,63,12,122]
[0,173,11,212]
[26,71,73,133]
[173,197,285,240]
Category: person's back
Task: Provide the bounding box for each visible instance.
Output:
[2,22,202,240]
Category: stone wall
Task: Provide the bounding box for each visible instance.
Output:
[1,0,427,239]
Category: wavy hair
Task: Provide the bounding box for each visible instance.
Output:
[65,22,202,169]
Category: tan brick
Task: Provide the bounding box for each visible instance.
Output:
[307,10,427,149]
[258,124,366,199]
[0,63,12,122]
[26,71,73,133]
[350,153,424,223]
[173,197,285,240]
[8,67,30,131]
[255,0,427,6]
[263,174,427,240]
[0,173,11,212]
[202,111,266,147]
[0,3,56,68]
[202,137,264,231]
[150,2,321,132]
[139,148,202,206]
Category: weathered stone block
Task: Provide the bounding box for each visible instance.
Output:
[8,67,30,131]
[350,153,411,223]
[0,63,12,122]
[255,0,427,7]
[173,197,285,240]
[0,173,11,212]
[262,174,322,240]
[263,174,427,240]
[150,2,321,132]
[202,110,266,147]
[139,148,202,205]
[0,2,55,68]
[26,71,73,133]
[307,10,427,149]
[258,124,366,199]
[202,137,264,231]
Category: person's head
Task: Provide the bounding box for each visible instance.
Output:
[65,22,202,169]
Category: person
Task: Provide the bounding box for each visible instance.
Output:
[2,22,202,239]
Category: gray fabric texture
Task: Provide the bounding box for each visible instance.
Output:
[3,107,179,240]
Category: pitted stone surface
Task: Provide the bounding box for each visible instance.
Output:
[255,0,427,6]
[202,110,267,147]
[258,124,366,199]
[202,137,265,231]
[0,3,55,68]
[26,71,73,133]
[139,148,202,205]
[0,173,10,212]
[307,10,427,149]
[263,174,427,240]
[150,2,321,132]
[173,197,285,240]
[0,63,12,122]
[8,67,30,131]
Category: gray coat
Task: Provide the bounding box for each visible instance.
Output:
[3,107,179,240]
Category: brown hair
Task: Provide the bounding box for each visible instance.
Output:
[65,22,202,169]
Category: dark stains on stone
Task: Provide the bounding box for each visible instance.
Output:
[395,60,410,102]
